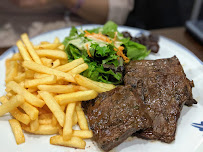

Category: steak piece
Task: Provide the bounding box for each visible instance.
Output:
[85,85,151,151]
[124,56,197,143]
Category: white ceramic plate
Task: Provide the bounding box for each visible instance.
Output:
[0,25,203,152]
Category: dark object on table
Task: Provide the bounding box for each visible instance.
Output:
[85,85,152,151]
[122,31,160,53]
[124,56,197,143]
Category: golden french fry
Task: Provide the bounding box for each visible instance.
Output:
[58,44,64,50]
[34,73,50,79]
[30,117,39,131]
[38,91,65,127]
[6,81,45,108]
[52,59,60,68]
[55,90,98,105]
[76,103,89,130]
[55,58,84,72]
[0,96,30,125]
[23,60,75,83]
[36,50,67,60]
[54,37,60,44]
[5,60,18,83]
[63,103,76,140]
[50,135,86,149]
[0,95,24,116]
[68,63,88,75]
[73,111,78,126]
[9,119,25,145]
[72,130,93,139]
[38,84,80,94]
[22,124,59,135]
[78,86,89,91]
[25,75,57,88]
[19,102,39,120]
[5,59,11,76]
[75,74,116,93]
[25,70,35,79]
[14,73,25,83]
[21,33,42,64]
[34,44,61,50]
[16,40,32,61]
[11,53,23,61]
[39,118,52,125]
[41,57,53,68]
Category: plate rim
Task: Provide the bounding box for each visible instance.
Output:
[0,24,202,65]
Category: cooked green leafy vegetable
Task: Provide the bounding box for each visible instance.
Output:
[63,21,150,84]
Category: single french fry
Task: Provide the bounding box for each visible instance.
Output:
[72,130,93,139]
[76,103,89,130]
[0,96,30,125]
[54,37,60,44]
[11,53,23,61]
[55,90,98,105]
[6,81,45,108]
[14,73,25,83]
[55,58,84,72]
[25,75,57,88]
[34,73,50,79]
[38,84,80,94]
[34,44,61,50]
[78,86,89,91]
[25,70,35,79]
[22,124,59,135]
[75,74,116,93]
[5,60,18,82]
[21,33,42,64]
[52,59,60,68]
[0,95,24,116]
[72,111,78,126]
[38,91,65,127]
[50,135,86,149]
[30,117,39,131]
[63,103,76,140]
[19,102,39,120]
[9,119,25,145]
[39,118,52,125]
[16,40,32,61]
[58,44,65,50]
[5,59,11,76]
[68,63,88,75]
[23,60,75,83]
[41,57,53,68]
[36,50,67,60]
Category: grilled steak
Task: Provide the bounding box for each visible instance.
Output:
[124,56,197,143]
[85,85,152,151]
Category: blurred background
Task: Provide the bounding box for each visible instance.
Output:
[0,0,203,54]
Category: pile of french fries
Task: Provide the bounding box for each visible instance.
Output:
[0,33,115,149]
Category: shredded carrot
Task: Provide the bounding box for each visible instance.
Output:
[114,46,130,63]
[85,43,92,58]
[84,31,112,43]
